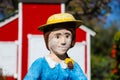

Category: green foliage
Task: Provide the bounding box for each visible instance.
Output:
[66,0,120,80]
[91,26,118,80]
[114,31,120,43]
[91,26,118,56]
[111,32,120,80]
[91,54,111,80]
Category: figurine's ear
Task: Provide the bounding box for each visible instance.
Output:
[43,31,51,50]
[70,31,76,48]
[71,40,75,48]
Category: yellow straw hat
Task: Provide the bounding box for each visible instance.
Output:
[38,13,82,31]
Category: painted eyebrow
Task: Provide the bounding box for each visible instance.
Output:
[55,33,71,35]
[65,32,72,35]
[55,33,61,35]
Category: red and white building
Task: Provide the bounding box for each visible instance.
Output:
[0,0,96,80]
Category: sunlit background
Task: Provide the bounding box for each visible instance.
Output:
[0,0,120,80]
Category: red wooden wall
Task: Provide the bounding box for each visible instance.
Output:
[21,3,61,79]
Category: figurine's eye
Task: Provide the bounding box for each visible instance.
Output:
[66,35,69,38]
[55,33,61,39]
[56,35,60,39]
[65,33,72,38]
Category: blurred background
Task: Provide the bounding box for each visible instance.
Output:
[0,0,120,80]
[0,0,18,21]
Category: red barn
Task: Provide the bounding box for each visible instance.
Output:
[0,0,96,80]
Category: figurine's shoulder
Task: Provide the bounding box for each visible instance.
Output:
[30,57,46,66]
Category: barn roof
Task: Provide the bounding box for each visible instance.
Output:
[80,25,96,36]
[0,12,18,27]
[18,0,69,3]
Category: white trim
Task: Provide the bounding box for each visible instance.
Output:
[86,33,91,80]
[27,34,32,39]
[76,41,86,45]
[0,13,18,27]
[27,34,43,38]
[80,25,96,36]
[79,25,94,80]
[18,2,22,80]
[0,41,18,43]
[61,3,65,13]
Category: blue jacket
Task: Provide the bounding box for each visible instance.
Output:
[24,57,87,80]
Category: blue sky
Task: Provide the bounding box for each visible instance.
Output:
[104,0,120,29]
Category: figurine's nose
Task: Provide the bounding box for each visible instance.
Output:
[61,37,66,45]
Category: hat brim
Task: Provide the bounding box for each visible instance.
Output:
[38,20,82,31]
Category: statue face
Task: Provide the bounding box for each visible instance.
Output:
[48,29,72,55]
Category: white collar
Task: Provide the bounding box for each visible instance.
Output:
[45,56,67,69]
